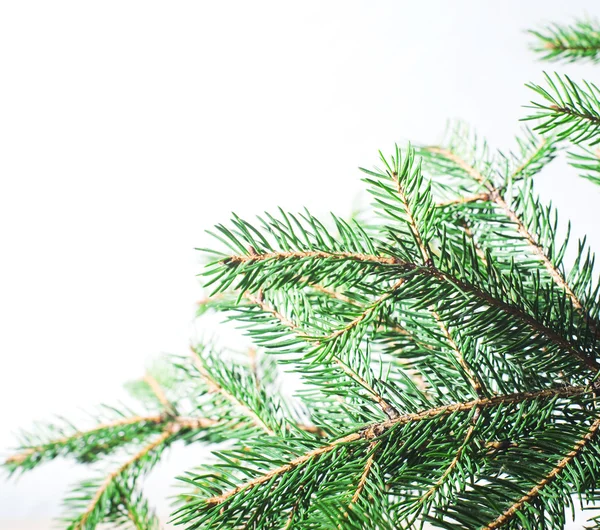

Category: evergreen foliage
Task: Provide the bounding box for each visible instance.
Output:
[5,12,600,530]
[529,18,600,64]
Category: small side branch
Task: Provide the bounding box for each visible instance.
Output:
[245,293,401,420]
[431,310,485,397]
[191,350,276,436]
[4,415,163,467]
[421,424,475,504]
[482,417,600,529]
[75,429,173,529]
[351,442,378,505]
[391,170,432,264]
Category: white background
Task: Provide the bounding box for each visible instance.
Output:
[1,1,600,528]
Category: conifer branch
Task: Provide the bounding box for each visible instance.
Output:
[391,168,432,264]
[427,263,600,373]
[481,417,600,529]
[205,432,362,506]
[525,73,600,145]
[9,38,600,525]
[325,279,405,342]
[425,145,600,347]
[203,384,589,508]
[4,415,164,467]
[311,284,431,392]
[4,415,217,471]
[226,243,599,373]
[421,424,476,505]
[308,281,414,339]
[530,19,600,63]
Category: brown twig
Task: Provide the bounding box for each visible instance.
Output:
[436,193,490,208]
[144,373,175,415]
[224,251,401,267]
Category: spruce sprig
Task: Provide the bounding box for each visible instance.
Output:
[530,18,600,64]
[525,72,600,145]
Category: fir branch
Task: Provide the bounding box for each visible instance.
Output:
[4,415,164,472]
[530,19,600,63]
[300,283,429,392]
[321,278,405,347]
[221,240,600,375]
[4,415,163,468]
[362,145,437,264]
[204,431,362,506]
[307,281,413,338]
[184,384,591,524]
[5,414,218,474]
[391,160,432,264]
[481,417,600,529]
[525,73,600,145]
[426,262,600,373]
[425,144,600,346]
